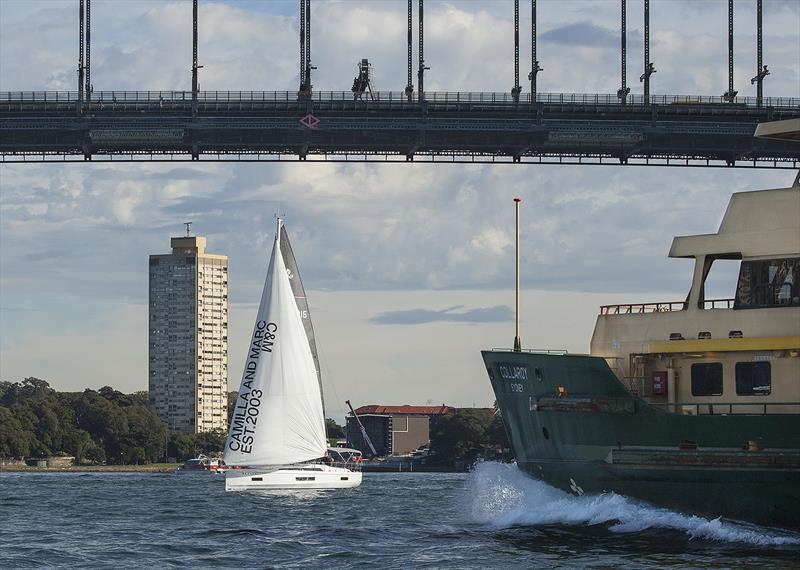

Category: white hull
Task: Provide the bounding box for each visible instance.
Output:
[225,464,362,491]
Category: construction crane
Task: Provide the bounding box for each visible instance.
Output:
[345,399,378,456]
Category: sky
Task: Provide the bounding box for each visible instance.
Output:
[0,0,798,421]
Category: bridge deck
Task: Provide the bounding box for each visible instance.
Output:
[2,91,799,167]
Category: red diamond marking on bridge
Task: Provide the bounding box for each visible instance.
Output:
[299,114,320,128]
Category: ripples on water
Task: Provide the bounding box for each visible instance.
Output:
[1,463,798,569]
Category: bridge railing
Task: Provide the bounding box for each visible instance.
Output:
[3,90,800,109]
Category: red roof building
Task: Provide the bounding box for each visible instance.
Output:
[352,405,449,416]
[347,404,451,456]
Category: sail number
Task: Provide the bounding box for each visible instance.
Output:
[509,383,524,393]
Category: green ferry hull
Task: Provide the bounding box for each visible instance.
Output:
[482,350,800,529]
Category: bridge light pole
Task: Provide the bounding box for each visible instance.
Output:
[528,0,542,104]
[723,0,738,102]
[617,0,630,104]
[750,0,769,107]
[639,0,656,104]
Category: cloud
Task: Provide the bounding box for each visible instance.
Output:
[370,304,513,325]
[541,21,630,49]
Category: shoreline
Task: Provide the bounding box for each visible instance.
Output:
[0,464,180,473]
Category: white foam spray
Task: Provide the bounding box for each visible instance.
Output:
[466,462,800,546]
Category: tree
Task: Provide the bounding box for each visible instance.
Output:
[429,408,495,467]
[62,428,93,464]
[485,412,511,449]
[325,418,345,440]
[227,391,238,424]
[0,406,31,458]
[84,441,106,464]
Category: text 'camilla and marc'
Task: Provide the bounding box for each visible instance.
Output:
[227,320,277,453]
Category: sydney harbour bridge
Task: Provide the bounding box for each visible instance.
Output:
[1,0,798,168]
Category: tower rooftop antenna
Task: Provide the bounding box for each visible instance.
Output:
[184,221,192,237]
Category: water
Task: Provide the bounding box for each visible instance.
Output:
[2,462,798,568]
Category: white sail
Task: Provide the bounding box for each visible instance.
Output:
[223,222,327,467]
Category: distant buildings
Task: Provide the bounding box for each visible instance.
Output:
[148,232,228,433]
[346,405,449,456]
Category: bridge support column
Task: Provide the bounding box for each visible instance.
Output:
[529,0,542,105]
[723,0,738,101]
[192,0,200,116]
[299,0,305,93]
[298,0,313,98]
[617,0,629,104]
[639,0,655,104]
[85,0,91,101]
[78,0,84,114]
[405,0,414,102]
[751,0,769,107]
[305,0,312,95]
[511,0,521,103]
[417,0,428,109]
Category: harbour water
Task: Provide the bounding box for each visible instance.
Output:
[2,462,798,568]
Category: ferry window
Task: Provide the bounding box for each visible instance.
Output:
[702,258,741,304]
[735,257,800,309]
[691,363,723,396]
[735,362,771,396]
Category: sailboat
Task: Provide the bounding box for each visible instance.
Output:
[223,219,362,491]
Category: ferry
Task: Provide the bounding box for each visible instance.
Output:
[483,183,800,528]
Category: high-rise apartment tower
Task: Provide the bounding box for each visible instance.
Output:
[149,233,228,433]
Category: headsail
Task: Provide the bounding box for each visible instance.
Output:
[279,225,324,412]
[223,220,327,466]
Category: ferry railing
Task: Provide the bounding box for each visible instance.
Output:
[600,302,687,315]
[702,298,735,309]
[602,298,740,314]
[625,376,647,396]
[650,401,800,415]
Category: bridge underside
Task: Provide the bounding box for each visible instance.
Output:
[2,92,799,168]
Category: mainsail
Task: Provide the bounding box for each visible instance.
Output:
[279,225,324,411]
[223,221,327,466]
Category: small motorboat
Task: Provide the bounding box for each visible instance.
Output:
[176,454,229,473]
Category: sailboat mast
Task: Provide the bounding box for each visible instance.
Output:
[513,197,522,352]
